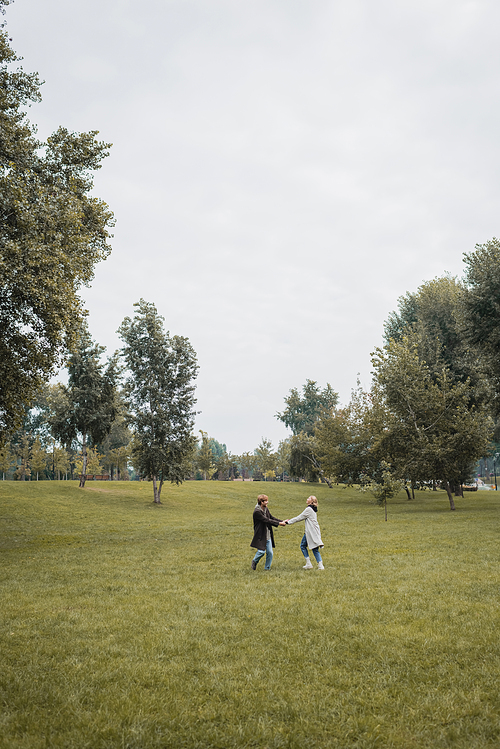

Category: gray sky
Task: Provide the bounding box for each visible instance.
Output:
[7,0,500,454]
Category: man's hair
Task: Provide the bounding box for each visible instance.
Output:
[257,494,269,505]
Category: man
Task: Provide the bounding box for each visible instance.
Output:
[250,494,286,570]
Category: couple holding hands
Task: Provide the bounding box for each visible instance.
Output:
[251,493,325,571]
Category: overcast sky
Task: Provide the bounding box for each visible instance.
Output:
[6,0,500,454]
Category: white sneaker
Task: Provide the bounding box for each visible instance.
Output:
[303,558,313,569]
[317,562,325,570]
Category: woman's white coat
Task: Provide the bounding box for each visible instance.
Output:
[287,506,323,549]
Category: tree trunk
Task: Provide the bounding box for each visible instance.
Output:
[411,484,415,500]
[404,485,411,500]
[443,481,456,510]
[384,498,388,521]
[152,475,162,504]
[79,433,87,488]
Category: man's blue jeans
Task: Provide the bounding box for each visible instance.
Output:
[253,539,273,569]
[301,533,322,563]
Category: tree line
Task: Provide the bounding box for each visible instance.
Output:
[273,251,500,510]
[1,3,499,507]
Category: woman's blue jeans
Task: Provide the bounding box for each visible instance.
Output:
[253,539,273,569]
[301,533,322,563]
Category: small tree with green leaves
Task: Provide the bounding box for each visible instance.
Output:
[361,461,403,521]
[51,324,117,487]
[0,442,15,479]
[30,436,47,480]
[118,300,198,504]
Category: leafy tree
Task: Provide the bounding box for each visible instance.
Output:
[276,380,338,436]
[99,391,133,479]
[0,4,114,438]
[384,276,488,402]
[118,300,198,504]
[30,435,47,480]
[461,238,500,413]
[276,380,338,486]
[53,445,70,480]
[254,438,277,480]
[0,441,14,479]
[106,445,130,480]
[238,451,255,480]
[360,461,403,521]
[14,433,30,480]
[372,332,493,510]
[51,325,117,487]
[275,439,291,481]
[196,431,214,480]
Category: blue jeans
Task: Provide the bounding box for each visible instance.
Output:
[253,539,273,569]
[301,534,322,563]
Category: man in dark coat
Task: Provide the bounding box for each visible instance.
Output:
[251,494,285,570]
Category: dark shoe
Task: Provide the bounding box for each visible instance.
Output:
[251,560,257,570]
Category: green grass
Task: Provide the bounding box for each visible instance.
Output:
[0,480,499,748]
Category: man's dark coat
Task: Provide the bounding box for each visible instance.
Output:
[251,505,283,551]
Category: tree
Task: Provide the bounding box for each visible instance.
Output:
[314,379,391,488]
[254,438,277,480]
[118,300,198,504]
[276,380,338,486]
[99,391,133,479]
[0,441,14,479]
[30,435,47,480]
[0,4,114,438]
[53,445,70,480]
[384,275,486,394]
[196,431,214,480]
[51,325,117,487]
[275,439,291,481]
[461,238,500,412]
[360,461,403,521]
[371,332,493,510]
[276,380,338,436]
[14,433,30,480]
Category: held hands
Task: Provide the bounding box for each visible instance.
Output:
[279,520,289,526]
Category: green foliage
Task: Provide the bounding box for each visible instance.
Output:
[254,437,277,478]
[13,433,30,480]
[30,435,47,480]
[118,300,198,503]
[51,325,117,487]
[0,8,114,438]
[372,332,493,509]
[360,461,404,521]
[276,379,338,436]
[461,238,500,409]
[0,440,14,479]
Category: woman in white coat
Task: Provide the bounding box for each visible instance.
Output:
[285,495,324,570]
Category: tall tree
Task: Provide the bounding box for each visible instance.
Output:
[0,441,14,479]
[30,436,47,480]
[196,431,214,480]
[461,238,500,415]
[0,4,114,438]
[118,300,198,504]
[276,380,338,485]
[51,325,117,487]
[372,332,493,509]
[276,380,338,436]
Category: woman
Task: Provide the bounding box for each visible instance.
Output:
[285,495,324,570]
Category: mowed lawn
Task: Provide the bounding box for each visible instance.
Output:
[0,480,499,749]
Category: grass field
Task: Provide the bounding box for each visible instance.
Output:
[1,480,499,748]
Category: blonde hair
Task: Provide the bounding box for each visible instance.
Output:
[308,495,318,508]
